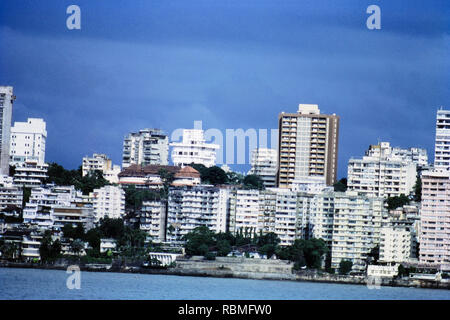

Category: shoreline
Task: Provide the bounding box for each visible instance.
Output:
[1,261,449,291]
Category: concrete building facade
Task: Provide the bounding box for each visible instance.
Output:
[122,129,169,168]
[0,86,14,175]
[10,118,47,165]
[277,104,339,188]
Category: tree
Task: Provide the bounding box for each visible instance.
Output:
[302,238,329,269]
[413,176,422,202]
[70,239,85,256]
[385,194,410,210]
[216,240,232,257]
[243,174,264,190]
[159,168,175,199]
[183,226,216,256]
[39,231,61,262]
[339,260,353,275]
[190,164,228,185]
[226,171,244,185]
[368,245,380,264]
[97,218,125,239]
[124,185,159,211]
[333,178,347,192]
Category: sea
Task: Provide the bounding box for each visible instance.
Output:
[0,267,449,300]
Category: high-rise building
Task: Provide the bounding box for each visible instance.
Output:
[434,108,450,170]
[419,169,450,270]
[277,104,339,188]
[170,129,219,167]
[10,118,47,165]
[122,129,169,168]
[248,148,277,188]
[166,185,230,243]
[0,86,15,175]
[90,185,125,222]
[347,142,417,198]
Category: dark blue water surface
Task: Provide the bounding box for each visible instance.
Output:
[0,268,449,300]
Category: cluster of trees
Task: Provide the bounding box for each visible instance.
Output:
[333,178,347,192]
[60,218,150,259]
[189,164,264,189]
[45,163,109,195]
[385,194,410,210]
[182,227,334,272]
[39,230,62,262]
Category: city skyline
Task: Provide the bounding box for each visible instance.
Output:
[0,0,448,179]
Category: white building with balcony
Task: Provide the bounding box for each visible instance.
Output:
[166,185,230,242]
[90,185,125,222]
[347,142,417,198]
[379,226,414,263]
[10,118,46,165]
[140,201,166,242]
[82,153,121,184]
[170,129,219,168]
[122,129,169,168]
[13,160,48,188]
[248,148,277,188]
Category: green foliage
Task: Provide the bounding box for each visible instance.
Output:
[339,260,353,275]
[368,245,380,264]
[226,171,244,185]
[277,238,328,270]
[189,164,229,185]
[124,185,160,211]
[39,231,61,262]
[414,176,422,202]
[62,223,85,240]
[333,178,348,192]
[45,163,109,195]
[0,239,21,260]
[243,174,265,190]
[116,226,148,258]
[97,218,125,239]
[256,232,280,258]
[70,239,85,256]
[216,239,232,257]
[183,226,216,256]
[204,251,216,260]
[385,194,410,210]
[158,168,175,199]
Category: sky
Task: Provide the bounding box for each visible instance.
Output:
[0,0,448,178]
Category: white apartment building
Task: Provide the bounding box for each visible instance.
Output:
[248,148,277,188]
[170,129,219,168]
[122,129,169,168]
[379,226,414,263]
[22,185,78,229]
[228,189,261,237]
[90,185,125,222]
[0,185,22,210]
[140,201,166,242]
[434,108,450,170]
[347,142,417,198]
[166,185,230,243]
[13,160,48,188]
[0,86,14,176]
[82,153,121,183]
[278,104,340,187]
[10,118,46,165]
[330,191,385,272]
[419,169,450,270]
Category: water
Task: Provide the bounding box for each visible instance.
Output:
[0,268,449,300]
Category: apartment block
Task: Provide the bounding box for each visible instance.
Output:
[13,160,48,188]
[170,129,219,167]
[122,129,169,168]
[82,153,121,183]
[278,104,339,187]
[248,148,277,188]
[10,118,47,165]
[419,169,450,270]
[330,191,384,272]
[166,185,230,243]
[347,142,417,198]
[90,185,125,222]
[140,201,166,242]
[379,226,414,263]
[0,86,14,175]
[434,108,450,170]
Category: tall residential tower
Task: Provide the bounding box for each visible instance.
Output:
[122,129,169,168]
[277,104,339,187]
[0,86,14,176]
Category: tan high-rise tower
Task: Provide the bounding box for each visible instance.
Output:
[277,104,339,187]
